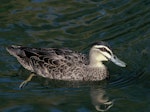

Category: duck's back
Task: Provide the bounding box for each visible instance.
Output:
[6,45,89,80]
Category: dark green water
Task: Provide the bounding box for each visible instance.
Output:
[0,0,150,112]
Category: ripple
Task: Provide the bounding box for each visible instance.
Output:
[0,0,150,112]
[108,70,145,88]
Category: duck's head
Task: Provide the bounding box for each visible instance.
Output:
[89,42,126,67]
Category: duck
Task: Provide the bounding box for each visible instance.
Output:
[6,41,126,88]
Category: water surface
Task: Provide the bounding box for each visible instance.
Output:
[0,0,150,112]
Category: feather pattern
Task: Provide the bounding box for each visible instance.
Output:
[6,42,126,81]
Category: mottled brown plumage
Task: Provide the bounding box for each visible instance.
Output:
[6,42,126,83]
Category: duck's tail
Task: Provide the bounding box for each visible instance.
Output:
[6,45,25,58]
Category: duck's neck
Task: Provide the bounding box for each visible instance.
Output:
[88,48,107,68]
[89,55,106,68]
[89,60,105,68]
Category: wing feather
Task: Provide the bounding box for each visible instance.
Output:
[7,46,88,78]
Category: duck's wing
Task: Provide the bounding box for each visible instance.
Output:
[6,45,88,77]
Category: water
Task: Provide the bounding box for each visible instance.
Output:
[0,0,150,111]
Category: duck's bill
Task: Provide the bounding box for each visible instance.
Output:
[110,55,126,67]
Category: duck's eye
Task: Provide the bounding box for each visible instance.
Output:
[99,48,106,52]
[98,48,111,55]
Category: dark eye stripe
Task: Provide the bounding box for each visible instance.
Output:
[98,48,112,55]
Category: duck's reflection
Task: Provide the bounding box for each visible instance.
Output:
[90,87,113,111]
[17,70,114,111]
[42,80,115,111]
